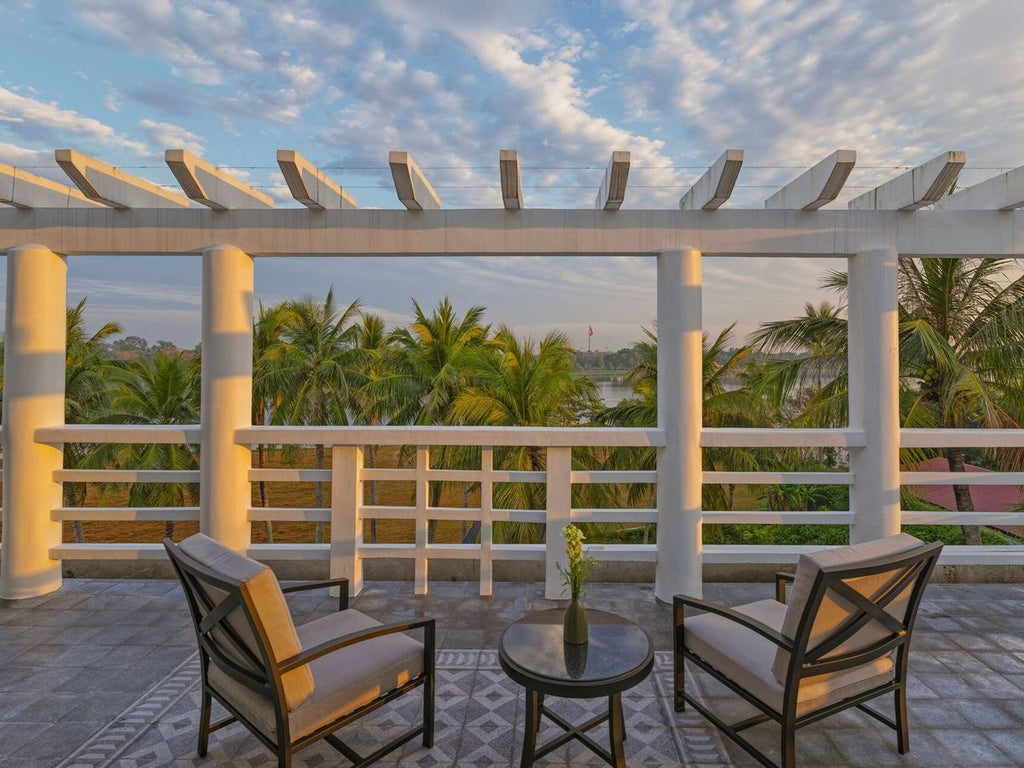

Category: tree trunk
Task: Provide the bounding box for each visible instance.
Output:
[366,444,378,543]
[258,443,273,543]
[314,443,325,544]
[946,447,982,545]
[65,484,86,544]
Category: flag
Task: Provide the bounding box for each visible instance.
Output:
[588,325,593,337]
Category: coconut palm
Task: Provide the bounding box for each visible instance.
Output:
[450,327,601,543]
[259,290,361,542]
[390,298,492,537]
[752,260,1024,544]
[391,297,491,426]
[252,301,291,543]
[95,351,201,539]
[593,325,763,542]
[348,312,405,542]
[63,300,123,543]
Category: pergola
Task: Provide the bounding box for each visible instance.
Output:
[1,147,1023,601]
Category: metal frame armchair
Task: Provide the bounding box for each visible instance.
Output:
[674,534,942,768]
[165,534,434,768]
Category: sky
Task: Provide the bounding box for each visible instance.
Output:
[1,0,1023,351]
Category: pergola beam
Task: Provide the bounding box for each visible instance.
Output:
[935,164,1024,211]
[848,151,966,211]
[679,149,743,210]
[764,150,856,210]
[277,150,357,210]
[499,149,523,210]
[2,208,1021,258]
[0,163,103,209]
[595,151,630,210]
[389,151,441,210]
[165,149,273,210]
[55,149,190,209]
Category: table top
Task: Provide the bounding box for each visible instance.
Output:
[498,608,654,697]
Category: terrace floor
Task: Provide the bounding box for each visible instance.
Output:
[1,579,1022,767]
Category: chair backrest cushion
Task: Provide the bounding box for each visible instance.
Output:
[772,533,925,683]
[178,534,315,710]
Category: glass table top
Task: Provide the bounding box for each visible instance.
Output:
[499,608,653,684]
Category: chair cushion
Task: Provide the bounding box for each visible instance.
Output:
[179,534,315,710]
[209,608,424,741]
[772,533,923,683]
[685,598,893,717]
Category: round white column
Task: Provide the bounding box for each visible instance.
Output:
[1,245,67,598]
[655,248,703,601]
[200,245,254,551]
[847,246,901,541]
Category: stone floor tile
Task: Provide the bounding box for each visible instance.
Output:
[929,727,1018,766]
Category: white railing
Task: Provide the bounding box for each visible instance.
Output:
[31,423,1024,594]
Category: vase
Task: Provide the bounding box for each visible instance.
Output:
[563,596,588,645]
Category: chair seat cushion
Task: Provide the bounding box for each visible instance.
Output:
[209,608,424,741]
[684,598,893,717]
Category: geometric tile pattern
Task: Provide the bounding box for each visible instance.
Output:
[60,650,730,767]
[5,580,1024,767]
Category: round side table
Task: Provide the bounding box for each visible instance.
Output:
[498,608,654,768]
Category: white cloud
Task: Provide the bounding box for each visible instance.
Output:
[138,119,205,155]
[0,85,149,155]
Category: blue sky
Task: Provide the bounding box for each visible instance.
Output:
[1,0,1022,349]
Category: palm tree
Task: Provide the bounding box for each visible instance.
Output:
[95,351,201,539]
[391,297,491,537]
[348,312,404,542]
[391,297,491,426]
[259,289,361,542]
[450,327,600,543]
[752,260,1024,544]
[63,300,123,543]
[252,301,290,543]
[594,325,762,541]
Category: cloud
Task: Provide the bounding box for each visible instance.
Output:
[0,85,149,155]
[138,119,205,155]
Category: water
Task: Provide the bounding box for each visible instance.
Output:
[595,379,634,406]
[594,378,742,406]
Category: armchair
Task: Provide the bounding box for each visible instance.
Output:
[674,534,942,768]
[165,534,434,768]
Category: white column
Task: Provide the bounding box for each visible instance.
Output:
[847,246,901,541]
[655,248,703,601]
[1,245,66,598]
[200,245,253,551]
[331,445,363,597]
[544,445,572,599]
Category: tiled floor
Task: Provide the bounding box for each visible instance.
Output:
[1,579,1022,766]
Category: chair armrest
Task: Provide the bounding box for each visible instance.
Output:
[775,571,795,604]
[674,595,792,650]
[281,577,350,611]
[278,617,436,673]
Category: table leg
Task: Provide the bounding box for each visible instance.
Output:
[608,692,626,768]
[521,687,540,768]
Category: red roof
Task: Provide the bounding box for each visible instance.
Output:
[906,456,1022,513]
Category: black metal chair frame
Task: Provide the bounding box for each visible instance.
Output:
[165,538,435,768]
[674,541,942,768]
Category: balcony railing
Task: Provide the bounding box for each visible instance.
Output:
[22,423,1024,599]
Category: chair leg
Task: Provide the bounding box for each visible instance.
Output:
[674,656,686,712]
[894,685,910,754]
[423,672,435,748]
[197,689,212,757]
[780,721,796,768]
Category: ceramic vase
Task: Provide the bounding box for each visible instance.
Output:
[563,596,588,645]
